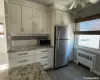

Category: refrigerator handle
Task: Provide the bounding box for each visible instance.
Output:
[57,30,60,49]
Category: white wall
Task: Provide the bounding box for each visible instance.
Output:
[0,0,9,71]
[76,1,100,18]
[0,0,7,53]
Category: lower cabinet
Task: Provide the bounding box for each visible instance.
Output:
[9,56,33,68]
[9,50,34,68]
[34,48,54,69]
[8,48,54,69]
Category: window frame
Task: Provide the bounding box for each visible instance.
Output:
[74,17,100,53]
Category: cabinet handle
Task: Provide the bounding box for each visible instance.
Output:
[41,29,44,32]
[18,60,28,63]
[41,29,42,32]
[22,28,24,32]
[42,64,48,66]
[41,56,48,58]
[43,29,44,32]
[41,50,49,52]
[21,27,22,32]
[18,53,28,55]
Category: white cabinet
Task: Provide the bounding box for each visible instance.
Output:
[34,48,54,69]
[8,48,54,69]
[8,3,50,35]
[22,6,33,33]
[33,9,50,34]
[55,10,69,26]
[50,10,69,46]
[9,50,34,68]
[9,51,33,59]
[9,56,33,68]
[33,9,43,34]
[8,3,21,34]
[42,11,50,34]
[55,10,63,25]
[63,12,69,26]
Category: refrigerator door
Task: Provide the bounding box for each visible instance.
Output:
[54,40,70,68]
[55,26,68,40]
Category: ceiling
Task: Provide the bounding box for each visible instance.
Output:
[28,0,75,7]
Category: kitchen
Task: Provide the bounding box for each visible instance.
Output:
[0,0,100,80]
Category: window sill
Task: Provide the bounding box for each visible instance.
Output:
[74,45,100,54]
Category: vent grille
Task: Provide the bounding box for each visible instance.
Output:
[78,52,93,61]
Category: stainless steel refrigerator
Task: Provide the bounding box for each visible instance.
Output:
[54,26,73,69]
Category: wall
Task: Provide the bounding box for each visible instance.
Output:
[74,1,100,74]
[74,35,100,74]
[0,0,9,70]
[0,0,7,53]
[76,1,100,18]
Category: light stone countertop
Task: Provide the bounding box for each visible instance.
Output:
[0,63,50,80]
[8,45,54,53]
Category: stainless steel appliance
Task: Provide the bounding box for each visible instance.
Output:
[54,26,73,68]
[39,40,50,46]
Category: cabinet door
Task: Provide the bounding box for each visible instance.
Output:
[33,9,43,34]
[43,11,50,34]
[55,10,63,25]
[63,12,69,26]
[11,4,21,34]
[22,6,33,33]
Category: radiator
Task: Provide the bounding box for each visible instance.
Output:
[77,50,96,71]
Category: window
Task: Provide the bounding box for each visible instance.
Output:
[0,23,4,33]
[75,19,100,31]
[0,23,4,38]
[75,19,100,50]
[78,35,100,49]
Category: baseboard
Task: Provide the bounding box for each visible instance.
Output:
[93,70,100,76]
[72,60,100,76]
[73,60,78,64]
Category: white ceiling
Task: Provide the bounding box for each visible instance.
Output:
[28,0,75,7]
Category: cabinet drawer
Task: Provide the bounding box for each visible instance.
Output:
[9,56,33,68]
[9,51,33,58]
[35,53,53,62]
[35,53,49,62]
[40,60,54,69]
[48,59,54,69]
[35,48,54,54]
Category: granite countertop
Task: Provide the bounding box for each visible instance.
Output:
[8,45,54,52]
[0,63,50,80]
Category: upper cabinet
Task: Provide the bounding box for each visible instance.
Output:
[50,10,69,46]
[7,2,50,35]
[55,10,63,25]
[55,10,69,26]
[8,3,22,34]
[33,9,50,34]
[63,12,69,26]
[33,9,43,34]
[22,6,33,33]
[42,11,50,34]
